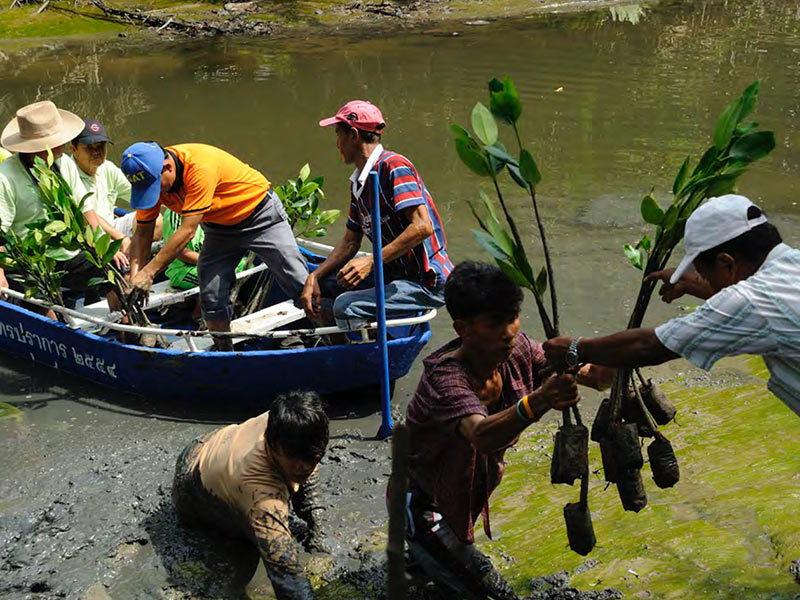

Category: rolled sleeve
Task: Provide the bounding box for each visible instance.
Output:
[655,287,776,371]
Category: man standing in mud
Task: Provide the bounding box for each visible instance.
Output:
[172,391,329,600]
[543,195,800,417]
[122,142,308,350]
[301,100,453,330]
[404,261,613,599]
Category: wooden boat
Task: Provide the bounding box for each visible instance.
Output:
[0,240,434,405]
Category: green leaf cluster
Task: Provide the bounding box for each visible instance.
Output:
[452,75,556,337]
[623,81,775,273]
[274,163,340,239]
[1,149,130,313]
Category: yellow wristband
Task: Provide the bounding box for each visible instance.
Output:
[521,395,535,419]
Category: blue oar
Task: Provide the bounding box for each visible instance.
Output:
[371,170,393,439]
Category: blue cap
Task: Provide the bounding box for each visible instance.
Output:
[121,142,164,210]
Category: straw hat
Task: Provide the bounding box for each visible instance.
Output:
[1,101,85,153]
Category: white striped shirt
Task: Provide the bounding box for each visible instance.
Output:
[655,243,800,416]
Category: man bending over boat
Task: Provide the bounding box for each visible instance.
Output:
[301,101,453,331]
[121,142,308,350]
[172,391,329,600]
[403,261,613,599]
[0,101,125,314]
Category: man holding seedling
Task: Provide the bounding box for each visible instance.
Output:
[301,100,453,330]
[404,261,612,600]
[122,142,309,350]
[544,194,800,417]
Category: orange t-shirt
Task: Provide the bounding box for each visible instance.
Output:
[136,143,270,226]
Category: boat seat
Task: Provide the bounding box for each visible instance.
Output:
[71,279,184,330]
[170,300,306,352]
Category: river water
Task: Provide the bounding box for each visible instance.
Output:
[1,0,799,598]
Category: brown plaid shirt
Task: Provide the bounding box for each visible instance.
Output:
[405,332,547,543]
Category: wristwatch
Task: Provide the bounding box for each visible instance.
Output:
[565,337,582,369]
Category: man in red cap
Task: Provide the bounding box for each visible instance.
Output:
[302,100,453,331]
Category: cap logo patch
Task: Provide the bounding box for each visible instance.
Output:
[127,170,147,184]
[346,112,359,121]
[89,123,101,133]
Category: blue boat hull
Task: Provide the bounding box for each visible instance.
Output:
[0,300,430,404]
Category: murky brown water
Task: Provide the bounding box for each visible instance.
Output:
[2,0,800,413]
[1,1,800,595]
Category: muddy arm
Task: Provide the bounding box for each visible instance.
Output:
[253,499,315,600]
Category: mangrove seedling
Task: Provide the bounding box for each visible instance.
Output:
[636,370,676,426]
[452,76,593,555]
[28,151,154,331]
[600,80,775,509]
[274,163,339,238]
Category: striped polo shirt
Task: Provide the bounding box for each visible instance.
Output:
[655,243,800,416]
[346,145,453,289]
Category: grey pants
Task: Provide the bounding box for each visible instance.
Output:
[197,191,309,322]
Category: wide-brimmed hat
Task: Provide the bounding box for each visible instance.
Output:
[1,100,85,154]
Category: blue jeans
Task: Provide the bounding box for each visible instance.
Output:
[319,274,444,330]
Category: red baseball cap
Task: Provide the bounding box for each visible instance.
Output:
[319,100,386,134]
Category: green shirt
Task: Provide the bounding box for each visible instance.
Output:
[0,153,89,239]
[78,160,132,225]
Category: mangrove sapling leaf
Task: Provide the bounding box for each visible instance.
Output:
[484,143,518,166]
[450,124,472,143]
[735,121,759,136]
[298,163,311,182]
[455,138,492,177]
[506,163,528,189]
[488,76,522,125]
[471,102,498,146]
[496,258,530,289]
[472,229,512,262]
[672,156,691,195]
[728,130,776,164]
[519,149,542,186]
[647,435,680,488]
[690,146,720,180]
[44,221,67,235]
[616,468,648,512]
[44,247,75,261]
[535,267,548,296]
[640,192,664,225]
[623,244,644,271]
[87,277,107,288]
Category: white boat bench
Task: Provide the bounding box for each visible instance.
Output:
[170,300,306,352]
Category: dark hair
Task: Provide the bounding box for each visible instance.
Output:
[267,391,329,463]
[444,260,523,321]
[695,206,782,267]
[335,122,381,144]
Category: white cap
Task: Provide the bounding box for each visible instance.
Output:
[670,194,767,284]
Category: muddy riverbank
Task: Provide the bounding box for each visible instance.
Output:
[0,353,623,600]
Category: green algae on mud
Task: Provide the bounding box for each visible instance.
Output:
[484,356,800,598]
[0,401,22,420]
